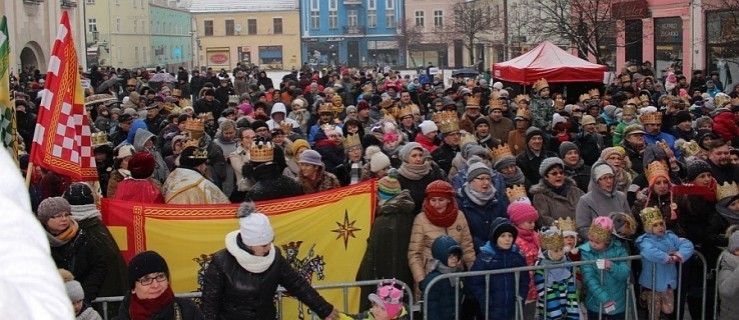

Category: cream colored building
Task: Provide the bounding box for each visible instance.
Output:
[84,0,152,68]
[1,0,86,72]
[191,0,302,71]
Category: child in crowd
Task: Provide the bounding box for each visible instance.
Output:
[347,281,410,320]
[558,217,580,262]
[59,269,102,320]
[717,226,739,320]
[509,202,541,304]
[468,217,529,320]
[579,217,631,319]
[534,226,580,320]
[612,105,639,146]
[420,235,463,320]
[637,207,695,320]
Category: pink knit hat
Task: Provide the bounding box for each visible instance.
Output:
[507,202,539,225]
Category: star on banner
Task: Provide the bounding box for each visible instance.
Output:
[332,210,361,249]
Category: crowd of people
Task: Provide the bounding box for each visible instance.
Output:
[6,61,739,320]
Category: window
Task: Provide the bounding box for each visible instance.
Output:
[367,0,377,28]
[133,19,137,34]
[247,19,257,35]
[143,47,147,64]
[328,0,338,29]
[348,10,358,27]
[434,10,443,27]
[85,0,95,4]
[310,0,320,29]
[117,47,122,63]
[87,18,97,32]
[226,19,235,35]
[415,11,424,27]
[273,18,283,34]
[386,0,395,28]
[133,0,136,7]
[116,17,121,33]
[134,47,139,63]
[142,22,145,35]
[204,20,213,36]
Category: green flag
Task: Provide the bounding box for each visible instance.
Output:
[0,15,18,160]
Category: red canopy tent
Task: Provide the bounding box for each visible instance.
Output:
[493,41,607,85]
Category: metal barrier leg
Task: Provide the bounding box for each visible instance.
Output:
[677,260,683,320]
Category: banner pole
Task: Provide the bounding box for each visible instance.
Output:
[25,161,34,188]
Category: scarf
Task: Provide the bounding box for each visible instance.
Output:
[423,197,459,228]
[502,167,526,187]
[225,231,276,273]
[398,162,430,180]
[119,168,132,178]
[427,259,459,287]
[71,204,102,221]
[47,220,79,248]
[717,197,739,225]
[539,253,572,286]
[129,286,175,320]
[543,179,569,197]
[516,226,540,248]
[464,183,496,206]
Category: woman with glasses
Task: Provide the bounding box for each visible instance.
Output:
[575,161,632,239]
[118,251,203,319]
[530,157,586,228]
[36,197,107,304]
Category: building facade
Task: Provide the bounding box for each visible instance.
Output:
[84,0,152,68]
[1,0,86,72]
[300,0,404,69]
[191,0,301,71]
[150,1,193,71]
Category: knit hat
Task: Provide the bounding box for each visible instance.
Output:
[298,149,324,167]
[65,280,84,302]
[37,197,72,226]
[558,141,579,158]
[378,168,402,201]
[507,202,539,225]
[489,217,518,243]
[494,153,517,171]
[552,113,566,129]
[466,156,492,182]
[539,157,564,178]
[250,120,268,132]
[425,180,455,199]
[128,251,169,289]
[292,139,310,156]
[474,117,489,129]
[369,149,391,173]
[603,105,619,118]
[593,163,614,181]
[463,144,489,161]
[675,110,692,124]
[399,142,424,163]
[237,202,275,246]
[600,147,622,162]
[695,129,718,150]
[525,127,543,143]
[419,120,438,135]
[686,159,712,182]
[63,182,95,206]
[116,144,136,160]
[129,151,156,179]
[581,115,596,126]
[729,231,739,253]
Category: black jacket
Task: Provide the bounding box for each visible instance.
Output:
[431,143,459,175]
[115,295,204,320]
[397,162,446,215]
[190,76,207,97]
[563,161,591,192]
[51,229,107,301]
[707,158,739,185]
[194,98,226,119]
[246,163,304,202]
[202,244,334,320]
[516,148,558,184]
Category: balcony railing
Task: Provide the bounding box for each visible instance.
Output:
[61,0,77,8]
[343,26,365,35]
[23,0,43,5]
[343,0,362,5]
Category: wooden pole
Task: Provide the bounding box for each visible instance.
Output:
[24,161,34,188]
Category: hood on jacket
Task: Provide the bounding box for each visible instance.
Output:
[642,144,668,167]
[431,235,462,267]
[132,128,155,152]
[588,160,616,196]
[377,190,416,217]
[127,119,148,145]
[271,102,287,117]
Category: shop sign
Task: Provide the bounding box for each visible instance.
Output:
[654,17,683,43]
[611,0,649,20]
[369,40,398,50]
[207,50,230,66]
[327,37,345,42]
[303,38,319,42]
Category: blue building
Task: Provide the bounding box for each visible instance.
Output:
[300,0,404,68]
[149,2,193,72]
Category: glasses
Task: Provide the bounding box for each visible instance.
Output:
[51,213,72,219]
[548,170,564,176]
[137,273,168,286]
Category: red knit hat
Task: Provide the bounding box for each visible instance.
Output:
[425,180,455,199]
[507,202,539,225]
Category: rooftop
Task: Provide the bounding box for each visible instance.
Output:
[189,0,298,13]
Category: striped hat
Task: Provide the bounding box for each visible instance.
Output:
[378,169,401,201]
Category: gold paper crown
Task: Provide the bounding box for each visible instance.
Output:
[197,112,214,121]
[656,140,671,155]
[172,88,182,97]
[126,78,137,86]
[183,119,205,140]
[626,98,641,106]
[182,139,200,150]
[459,132,477,147]
[554,98,566,108]
[639,206,664,228]
[579,93,591,103]
[588,88,600,98]
[491,144,513,162]
[331,95,343,103]
[505,185,528,203]
[379,99,395,109]
[640,111,662,124]
[515,107,531,121]
[639,94,651,102]
[179,98,192,108]
[439,118,460,134]
[320,123,336,134]
[432,111,458,125]
[540,227,564,251]
[676,140,701,158]
[91,132,109,147]
[489,98,504,110]
[533,78,549,93]
[645,161,669,182]
[620,74,631,82]
[182,140,208,159]
[228,95,240,105]
[397,106,413,119]
[622,105,636,116]
[250,141,275,163]
[588,219,612,243]
[318,103,334,114]
[716,181,739,201]
[514,94,530,104]
[465,96,481,108]
[280,121,293,134]
[556,217,577,235]
[342,134,362,149]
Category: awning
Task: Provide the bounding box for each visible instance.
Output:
[87,46,98,56]
[259,50,282,59]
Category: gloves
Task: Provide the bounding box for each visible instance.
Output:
[596,259,611,270]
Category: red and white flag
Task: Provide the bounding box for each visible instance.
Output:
[30,11,97,181]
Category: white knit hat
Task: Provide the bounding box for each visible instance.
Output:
[418,120,438,135]
[65,280,84,302]
[370,150,391,173]
[237,202,274,246]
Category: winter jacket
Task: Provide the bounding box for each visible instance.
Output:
[397,162,446,215]
[633,192,689,237]
[456,182,509,252]
[297,169,341,195]
[468,242,529,320]
[717,250,739,320]
[682,194,728,266]
[534,255,579,320]
[563,160,591,192]
[579,238,631,315]
[414,133,438,153]
[576,131,604,166]
[530,178,585,227]
[133,128,170,183]
[202,243,333,320]
[115,295,204,320]
[407,211,476,285]
[516,148,558,184]
[636,231,694,292]
[576,161,633,239]
[420,236,464,320]
[489,117,514,143]
[193,98,225,119]
[50,229,107,301]
[707,158,739,185]
[247,168,304,202]
[713,109,738,143]
[644,131,682,160]
[76,216,129,297]
[431,143,460,175]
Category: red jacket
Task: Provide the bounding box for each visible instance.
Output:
[113,179,164,203]
[713,110,738,142]
[414,133,438,153]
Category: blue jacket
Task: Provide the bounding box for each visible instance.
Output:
[468,242,529,320]
[421,236,463,320]
[644,131,682,160]
[636,231,694,292]
[455,181,509,252]
[579,238,631,315]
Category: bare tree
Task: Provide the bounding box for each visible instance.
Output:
[450,0,497,66]
[398,17,457,69]
[703,0,739,62]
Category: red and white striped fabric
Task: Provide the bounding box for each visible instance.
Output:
[30,11,97,181]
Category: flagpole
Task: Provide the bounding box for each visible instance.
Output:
[25,161,34,188]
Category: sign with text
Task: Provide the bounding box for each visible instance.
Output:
[206,50,230,66]
[654,17,683,43]
[611,0,649,20]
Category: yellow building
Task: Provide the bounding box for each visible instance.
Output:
[191,0,302,71]
[84,0,152,68]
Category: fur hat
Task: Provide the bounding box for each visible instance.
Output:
[600,147,622,162]
[508,202,539,225]
[378,168,401,201]
[237,202,275,246]
[466,156,491,182]
[128,251,169,289]
[37,197,72,226]
[489,217,518,244]
[539,157,564,178]
[298,150,323,167]
[684,159,711,182]
[129,151,156,179]
[63,182,95,206]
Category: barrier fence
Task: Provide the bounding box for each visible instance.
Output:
[93,252,723,320]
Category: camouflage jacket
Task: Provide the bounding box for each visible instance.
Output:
[529,96,554,130]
